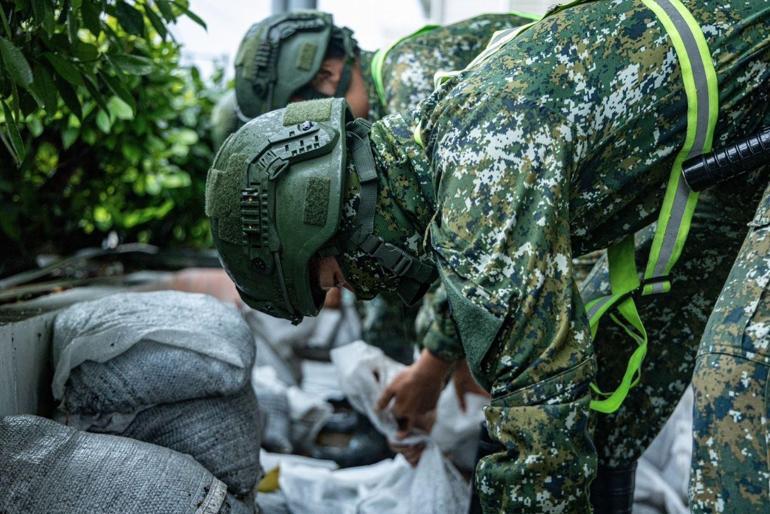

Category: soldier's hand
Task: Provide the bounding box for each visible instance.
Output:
[376,349,452,438]
[452,359,489,412]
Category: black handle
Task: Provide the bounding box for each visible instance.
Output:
[682,126,770,191]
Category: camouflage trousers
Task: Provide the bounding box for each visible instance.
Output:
[690,182,770,512]
[472,189,755,513]
[582,186,756,470]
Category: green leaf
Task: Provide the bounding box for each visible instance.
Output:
[83,74,109,112]
[44,53,85,86]
[81,127,96,144]
[67,10,80,44]
[172,1,206,29]
[156,0,176,22]
[121,141,142,163]
[62,126,80,149]
[1,100,25,164]
[116,1,146,37]
[109,53,154,75]
[32,0,56,35]
[107,95,133,120]
[0,37,34,88]
[144,5,168,39]
[72,42,99,61]
[55,76,82,120]
[27,117,44,137]
[95,109,111,133]
[169,128,198,145]
[81,0,102,36]
[31,64,58,114]
[101,72,136,112]
[18,88,39,116]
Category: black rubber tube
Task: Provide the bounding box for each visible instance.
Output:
[682,126,770,191]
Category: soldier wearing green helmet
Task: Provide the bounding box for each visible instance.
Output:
[207,0,770,511]
[212,10,538,135]
[210,10,538,364]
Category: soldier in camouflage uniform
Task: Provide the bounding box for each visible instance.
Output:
[210,11,534,363]
[206,0,770,511]
[689,181,770,512]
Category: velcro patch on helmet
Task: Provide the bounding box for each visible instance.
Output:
[283,98,333,126]
[218,216,244,245]
[205,152,249,219]
[296,43,318,71]
[304,177,330,226]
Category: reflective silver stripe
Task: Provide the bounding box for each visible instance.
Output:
[587,294,615,321]
[650,177,690,292]
[649,0,713,286]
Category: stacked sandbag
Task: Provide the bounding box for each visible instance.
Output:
[51,291,261,502]
[0,415,251,514]
[120,389,262,497]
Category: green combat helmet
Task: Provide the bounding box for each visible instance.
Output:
[233,11,358,122]
[206,98,436,323]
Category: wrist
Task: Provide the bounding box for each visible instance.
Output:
[415,349,454,382]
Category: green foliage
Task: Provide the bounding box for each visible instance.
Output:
[0,0,223,273]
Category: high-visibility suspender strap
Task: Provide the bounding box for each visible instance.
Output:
[589,0,718,413]
[640,0,720,294]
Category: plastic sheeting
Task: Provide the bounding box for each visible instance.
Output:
[268,341,486,514]
[0,415,250,514]
[251,365,333,453]
[634,387,693,514]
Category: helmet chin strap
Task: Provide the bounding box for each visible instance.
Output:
[345,119,438,306]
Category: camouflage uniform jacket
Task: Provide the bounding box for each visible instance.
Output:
[355,13,534,358]
[363,13,536,121]
[407,0,770,376]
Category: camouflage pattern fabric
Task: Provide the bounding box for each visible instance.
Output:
[359,292,421,364]
[417,253,600,364]
[357,14,531,357]
[690,181,770,512]
[584,186,761,470]
[334,0,770,510]
[370,14,535,120]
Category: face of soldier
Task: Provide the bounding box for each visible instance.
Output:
[308,56,370,118]
[313,255,353,293]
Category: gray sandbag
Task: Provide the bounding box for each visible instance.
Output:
[0,415,233,514]
[52,291,255,414]
[120,388,263,497]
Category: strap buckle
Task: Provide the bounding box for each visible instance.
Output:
[359,234,413,277]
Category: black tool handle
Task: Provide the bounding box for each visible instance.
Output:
[682,126,770,191]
